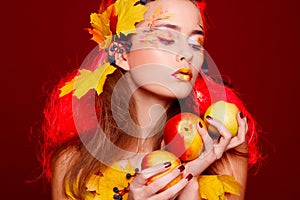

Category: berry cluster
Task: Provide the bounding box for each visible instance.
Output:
[112,168,139,199]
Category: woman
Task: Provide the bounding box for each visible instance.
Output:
[40,0,261,199]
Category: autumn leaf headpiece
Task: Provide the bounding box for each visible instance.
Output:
[59,0,148,99]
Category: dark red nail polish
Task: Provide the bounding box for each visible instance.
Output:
[239,112,244,118]
[198,121,203,128]
[206,115,213,120]
[178,165,185,172]
[164,162,171,168]
[185,174,193,182]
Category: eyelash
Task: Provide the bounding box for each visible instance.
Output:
[188,36,204,51]
[157,36,175,45]
[190,44,203,51]
[151,28,204,50]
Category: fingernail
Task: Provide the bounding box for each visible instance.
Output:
[178,165,185,172]
[239,112,244,118]
[206,115,213,120]
[185,174,193,182]
[198,121,203,128]
[164,162,172,168]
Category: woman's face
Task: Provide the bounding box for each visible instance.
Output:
[126,0,204,99]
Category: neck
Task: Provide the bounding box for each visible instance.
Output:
[118,72,173,153]
[123,72,173,129]
[133,88,171,126]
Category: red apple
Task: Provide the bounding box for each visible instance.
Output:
[141,150,182,192]
[163,112,205,161]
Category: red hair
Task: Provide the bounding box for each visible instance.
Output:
[40,71,99,179]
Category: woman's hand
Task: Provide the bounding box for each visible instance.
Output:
[176,176,201,200]
[184,112,248,177]
[128,162,193,200]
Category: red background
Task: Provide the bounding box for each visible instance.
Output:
[1,0,299,199]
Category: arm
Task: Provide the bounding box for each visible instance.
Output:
[223,143,248,200]
[176,176,201,200]
[178,112,248,199]
[224,115,248,200]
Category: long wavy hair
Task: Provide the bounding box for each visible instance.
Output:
[38,0,262,198]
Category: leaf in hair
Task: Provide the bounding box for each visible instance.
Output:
[114,0,148,36]
[59,63,116,99]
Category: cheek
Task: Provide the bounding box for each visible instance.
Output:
[129,63,173,85]
[128,64,194,99]
[127,50,151,67]
[191,52,204,72]
[128,50,174,69]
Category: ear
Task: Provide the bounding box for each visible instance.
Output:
[115,50,130,71]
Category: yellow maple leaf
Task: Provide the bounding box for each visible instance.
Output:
[86,174,102,193]
[218,175,242,196]
[98,162,135,199]
[198,175,242,200]
[114,0,148,36]
[59,78,75,97]
[95,64,116,95]
[59,63,116,98]
[87,5,114,44]
[85,161,135,200]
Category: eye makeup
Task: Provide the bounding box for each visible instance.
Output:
[188,35,204,51]
[137,28,176,47]
[155,29,175,45]
[146,6,172,29]
[135,22,205,56]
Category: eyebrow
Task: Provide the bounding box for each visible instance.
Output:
[154,23,180,31]
[153,23,204,35]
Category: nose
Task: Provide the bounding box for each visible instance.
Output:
[175,39,193,63]
[176,54,192,63]
[176,52,193,64]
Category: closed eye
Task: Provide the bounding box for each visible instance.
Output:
[190,44,203,51]
[188,35,204,51]
[157,36,175,45]
[151,27,176,46]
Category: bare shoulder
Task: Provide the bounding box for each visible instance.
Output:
[51,147,79,200]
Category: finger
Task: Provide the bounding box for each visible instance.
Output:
[147,165,185,194]
[226,112,247,150]
[205,116,232,145]
[238,112,248,134]
[197,122,214,152]
[150,174,194,200]
[133,162,172,186]
[205,116,232,159]
[245,117,248,133]
[194,122,218,168]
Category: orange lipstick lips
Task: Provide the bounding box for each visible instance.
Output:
[172,68,192,81]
